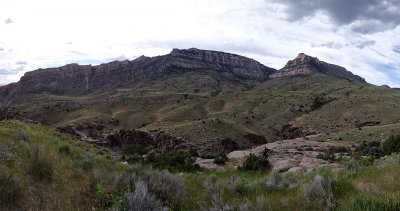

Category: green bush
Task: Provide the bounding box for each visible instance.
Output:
[58,144,72,155]
[382,134,400,156]
[317,150,335,162]
[29,144,54,181]
[95,184,114,209]
[309,93,333,110]
[145,150,201,172]
[239,154,271,171]
[354,141,383,158]
[213,154,228,165]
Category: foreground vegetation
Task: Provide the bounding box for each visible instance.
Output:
[1,120,400,210]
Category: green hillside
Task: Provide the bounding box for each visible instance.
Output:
[4,73,400,150]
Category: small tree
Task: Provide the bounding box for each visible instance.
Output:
[240,154,271,171]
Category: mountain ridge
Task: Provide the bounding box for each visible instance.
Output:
[1,48,400,153]
[0,48,365,102]
[270,53,366,83]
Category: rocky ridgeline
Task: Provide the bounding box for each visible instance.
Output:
[270,53,366,83]
[0,48,275,99]
[0,49,367,102]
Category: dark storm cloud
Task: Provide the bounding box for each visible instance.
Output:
[275,0,400,33]
[4,18,13,24]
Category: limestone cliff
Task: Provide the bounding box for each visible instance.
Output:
[4,48,275,97]
[270,53,366,83]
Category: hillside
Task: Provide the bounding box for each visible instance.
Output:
[1,120,400,210]
[1,49,400,154]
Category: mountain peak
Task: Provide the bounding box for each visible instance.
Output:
[270,53,365,83]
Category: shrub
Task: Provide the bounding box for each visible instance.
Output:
[202,175,225,208]
[132,169,185,208]
[317,146,351,162]
[354,141,382,158]
[213,154,228,165]
[14,131,31,142]
[127,181,163,211]
[232,181,249,196]
[382,134,400,156]
[145,150,201,172]
[344,159,359,175]
[58,144,72,155]
[81,154,95,171]
[95,184,114,209]
[374,153,400,169]
[29,144,54,181]
[266,172,303,190]
[317,151,335,162]
[239,154,271,171]
[304,175,335,210]
[309,93,333,110]
[266,172,285,190]
[0,169,21,206]
[152,170,185,207]
[0,147,12,162]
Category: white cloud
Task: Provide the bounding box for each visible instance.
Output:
[4,18,12,24]
[0,0,399,87]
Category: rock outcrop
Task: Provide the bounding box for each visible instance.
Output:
[58,125,190,153]
[270,53,366,83]
[226,137,351,172]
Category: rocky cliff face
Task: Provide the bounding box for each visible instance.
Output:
[270,53,366,83]
[6,48,275,96]
[0,49,367,102]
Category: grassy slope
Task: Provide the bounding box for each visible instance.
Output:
[1,120,400,210]
[0,120,125,210]
[6,73,400,149]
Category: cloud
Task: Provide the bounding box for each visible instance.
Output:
[274,0,400,33]
[16,61,28,65]
[4,18,13,24]
[393,46,400,54]
[0,48,4,51]
[350,40,376,49]
[312,42,343,49]
[0,66,24,75]
[312,39,376,50]
[349,20,395,34]
[0,0,398,87]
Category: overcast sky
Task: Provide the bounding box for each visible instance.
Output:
[0,0,399,86]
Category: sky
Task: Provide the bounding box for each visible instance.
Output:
[0,0,399,87]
